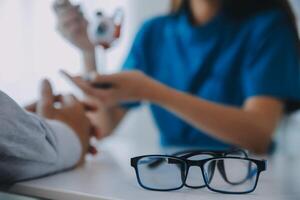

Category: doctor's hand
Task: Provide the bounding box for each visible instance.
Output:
[26,79,97,164]
[61,70,164,107]
[53,1,94,52]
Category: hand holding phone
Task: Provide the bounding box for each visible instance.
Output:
[61,70,114,90]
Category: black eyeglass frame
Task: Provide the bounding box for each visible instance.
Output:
[131,155,267,194]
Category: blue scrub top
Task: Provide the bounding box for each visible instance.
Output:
[122,9,300,150]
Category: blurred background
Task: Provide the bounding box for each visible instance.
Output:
[0,0,300,157]
[0,0,169,103]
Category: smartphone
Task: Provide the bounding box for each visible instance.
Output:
[91,82,114,89]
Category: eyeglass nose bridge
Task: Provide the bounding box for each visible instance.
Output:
[183,160,212,189]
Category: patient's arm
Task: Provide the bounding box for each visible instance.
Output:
[0,91,82,184]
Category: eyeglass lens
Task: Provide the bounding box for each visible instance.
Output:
[137,156,186,190]
[203,158,258,193]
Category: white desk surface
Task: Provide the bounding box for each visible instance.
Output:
[7,133,300,200]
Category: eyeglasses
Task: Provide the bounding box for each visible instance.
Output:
[131,149,267,194]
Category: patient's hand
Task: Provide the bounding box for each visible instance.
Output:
[26,79,97,164]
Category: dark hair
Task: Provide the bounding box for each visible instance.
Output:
[176,0,299,50]
[223,0,297,29]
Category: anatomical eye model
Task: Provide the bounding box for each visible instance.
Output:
[55,0,124,49]
[90,9,124,49]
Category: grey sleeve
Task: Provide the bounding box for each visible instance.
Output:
[0,91,82,184]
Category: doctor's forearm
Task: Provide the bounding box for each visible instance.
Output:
[82,49,97,74]
[148,85,279,154]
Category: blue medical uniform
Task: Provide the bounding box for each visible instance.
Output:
[122,9,300,150]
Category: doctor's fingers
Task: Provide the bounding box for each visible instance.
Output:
[87,74,122,86]
[61,71,111,100]
[68,76,102,98]
[72,78,117,104]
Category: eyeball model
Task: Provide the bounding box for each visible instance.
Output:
[90,9,124,48]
